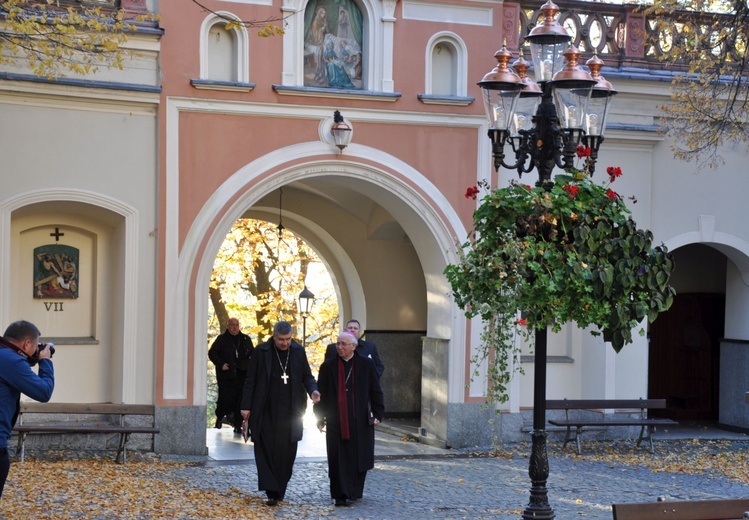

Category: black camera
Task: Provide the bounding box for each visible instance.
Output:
[37,342,55,358]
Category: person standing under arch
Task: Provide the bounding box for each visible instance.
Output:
[208,318,253,433]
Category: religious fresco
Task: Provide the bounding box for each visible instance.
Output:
[33,244,79,299]
[304,0,363,89]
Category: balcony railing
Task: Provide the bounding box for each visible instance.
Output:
[504,0,746,71]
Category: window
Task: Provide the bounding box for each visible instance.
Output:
[425,33,468,98]
[197,13,250,87]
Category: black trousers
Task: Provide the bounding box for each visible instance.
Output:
[0,447,10,499]
[215,377,243,427]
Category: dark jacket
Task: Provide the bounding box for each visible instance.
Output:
[325,339,385,379]
[314,353,384,471]
[208,330,253,380]
[241,339,318,443]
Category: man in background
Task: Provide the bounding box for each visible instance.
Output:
[209,318,254,433]
[0,320,54,499]
[325,319,385,380]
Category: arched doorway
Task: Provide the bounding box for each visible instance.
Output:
[649,244,726,420]
[649,240,749,431]
[162,144,467,455]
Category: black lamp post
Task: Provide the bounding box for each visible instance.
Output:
[477,2,616,518]
[298,286,315,347]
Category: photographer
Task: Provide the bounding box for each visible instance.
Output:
[0,320,54,499]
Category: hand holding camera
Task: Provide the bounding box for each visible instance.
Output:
[36,342,55,360]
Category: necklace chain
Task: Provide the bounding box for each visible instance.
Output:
[275,347,290,384]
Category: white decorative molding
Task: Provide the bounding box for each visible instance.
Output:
[402,1,493,25]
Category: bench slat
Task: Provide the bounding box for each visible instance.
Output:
[547,399,667,410]
[612,498,749,519]
[14,425,159,434]
[20,402,155,415]
[550,419,676,427]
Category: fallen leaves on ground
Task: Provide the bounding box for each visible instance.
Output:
[490,439,749,484]
[2,455,298,519]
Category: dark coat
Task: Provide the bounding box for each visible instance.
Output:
[314,354,384,472]
[325,339,385,379]
[241,339,318,443]
[208,330,253,380]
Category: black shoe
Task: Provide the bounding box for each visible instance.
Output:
[266,499,278,506]
[335,498,348,507]
[215,417,222,429]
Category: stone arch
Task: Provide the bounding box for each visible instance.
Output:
[162,142,468,416]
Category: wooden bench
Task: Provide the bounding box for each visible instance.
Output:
[546,398,677,454]
[13,402,160,464]
[612,498,749,519]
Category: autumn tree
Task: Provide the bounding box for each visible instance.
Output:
[0,0,155,78]
[208,218,338,364]
[645,0,749,168]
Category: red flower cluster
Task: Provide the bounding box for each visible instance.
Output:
[465,186,480,200]
[606,189,618,199]
[607,166,623,182]
[576,145,591,158]
[563,184,579,198]
[516,317,528,326]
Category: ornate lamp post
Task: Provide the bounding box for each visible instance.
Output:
[298,286,315,348]
[477,2,617,518]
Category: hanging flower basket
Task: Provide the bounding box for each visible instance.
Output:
[445,159,675,403]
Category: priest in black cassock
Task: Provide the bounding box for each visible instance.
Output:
[240,321,320,507]
[315,331,385,507]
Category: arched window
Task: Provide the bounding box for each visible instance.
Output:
[207,24,237,82]
[303,0,364,90]
[198,13,250,85]
[424,33,469,100]
[431,41,457,96]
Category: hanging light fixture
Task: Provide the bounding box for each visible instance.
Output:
[277,188,285,236]
[330,110,353,152]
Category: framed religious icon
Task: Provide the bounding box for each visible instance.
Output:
[33,244,79,299]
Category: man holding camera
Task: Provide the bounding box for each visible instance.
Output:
[0,320,54,499]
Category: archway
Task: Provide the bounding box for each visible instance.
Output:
[162,142,468,454]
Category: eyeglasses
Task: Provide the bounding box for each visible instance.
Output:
[336,342,355,346]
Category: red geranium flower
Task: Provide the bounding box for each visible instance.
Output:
[563,184,579,198]
[576,145,591,158]
[516,318,528,326]
[606,166,623,182]
[465,186,480,200]
[606,189,618,199]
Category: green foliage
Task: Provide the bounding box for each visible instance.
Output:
[445,166,675,404]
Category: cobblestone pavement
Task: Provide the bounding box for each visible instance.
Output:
[168,440,749,519]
